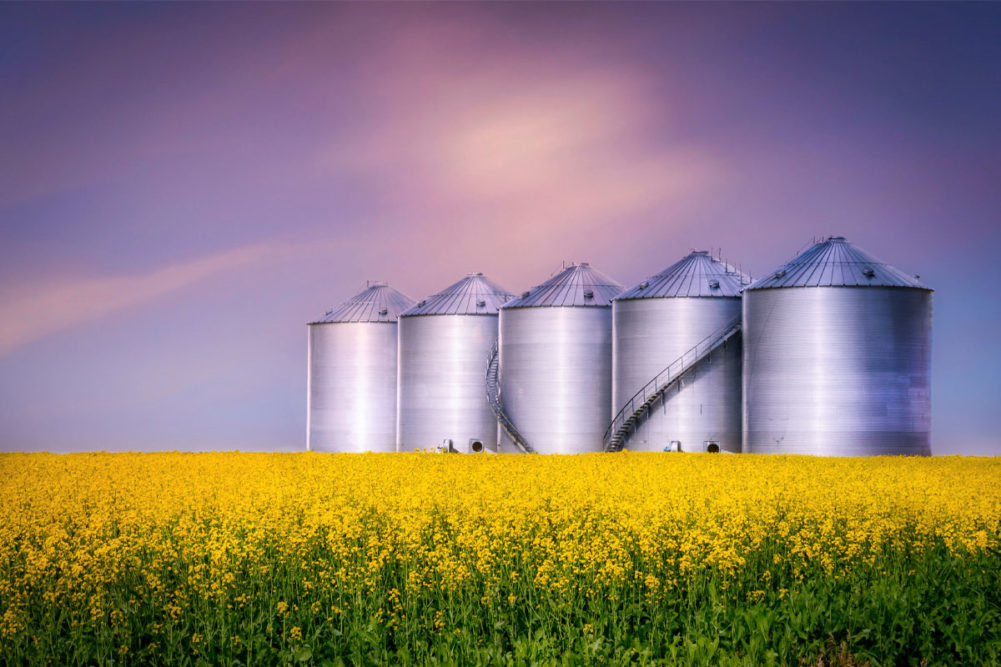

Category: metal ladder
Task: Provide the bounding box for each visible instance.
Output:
[485,342,535,454]
[604,315,742,452]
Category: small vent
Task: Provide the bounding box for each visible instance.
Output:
[774,270,786,279]
[638,281,649,290]
[583,289,594,299]
[862,268,875,278]
[521,291,530,298]
[708,279,720,289]
[378,308,388,316]
[476,299,486,307]
[417,300,426,307]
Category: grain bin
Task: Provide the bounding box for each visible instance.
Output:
[307,283,415,452]
[610,251,750,453]
[743,237,932,456]
[397,273,514,453]
[496,263,623,454]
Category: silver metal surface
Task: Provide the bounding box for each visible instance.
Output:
[615,251,751,300]
[311,283,415,324]
[397,313,504,452]
[485,341,534,453]
[744,263,932,455]
[401,273,514,316]
[307,321,401,452]
[748,237,926,290]
[307,283,414,452]
[397,273,513,452]
[498,306,615,454]
[612,297,743,452]
[606,316,741,451]
[502,263,622,308]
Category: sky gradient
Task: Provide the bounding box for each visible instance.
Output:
[1,2,999,455]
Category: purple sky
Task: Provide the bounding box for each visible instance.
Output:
[1,3,999,455]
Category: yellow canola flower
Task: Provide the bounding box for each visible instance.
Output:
[0,451,999,645]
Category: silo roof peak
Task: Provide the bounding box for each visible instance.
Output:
[402,273,514,316]
[310,283,416,324]
[502,263,623,308]
[615,251,751,300]
[747,237,930,290]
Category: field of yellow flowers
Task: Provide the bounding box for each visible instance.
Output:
[1,452,1000,665]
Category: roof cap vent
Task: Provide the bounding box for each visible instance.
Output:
[613,252,752,299]
[744,236,928,290]
[579,262,590,268]
[503,262,623,308]
[400,273,515,316]
[313,283,415,323]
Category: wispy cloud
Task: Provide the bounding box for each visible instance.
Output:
[314,24,721,270]
[0,242,318,356]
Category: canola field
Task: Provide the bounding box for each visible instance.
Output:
[1,453,1000,665]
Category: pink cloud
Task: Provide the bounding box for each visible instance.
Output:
[313,27,722,274]
[0,240,335,356]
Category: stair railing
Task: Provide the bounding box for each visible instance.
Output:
[485,342,535,454]
[604,315,742,452]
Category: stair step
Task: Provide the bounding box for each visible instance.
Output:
[485,341,535,454]
[603,317,742,452]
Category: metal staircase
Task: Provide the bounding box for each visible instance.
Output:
[485,342,535,454]
[604,315,742,452]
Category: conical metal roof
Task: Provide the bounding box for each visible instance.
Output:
[747,237,929,291]
[310,283,416,324]
[615,251,751,300]
[402,273,515,316]
[501,263,623,309]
